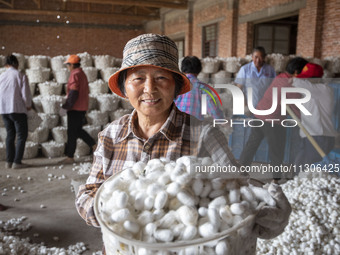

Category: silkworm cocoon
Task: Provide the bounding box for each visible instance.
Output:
[134,193,145,211]
[164,161,176,174]
[146,158,164,168]
[219,206,234,225]
[120,168,136,181]
[176,156,191,168]
[135,178,151,191]
[146,170,164,181]
[230,202,246,215]
[198,207,208,217]
[154,229,174,242]
[179,225,197,240]
[201,157,213,166]
[200,181,212,198]
[104,177,124,193]
[179,247,198,255]
[192,178,203,196]
[170,163,187,181]
[144,222,158,236]
[211,178,225,190]
[169,197,182,210]
[177,205,199,226]
[198,222,218,238]
[209,196,227,209]
[123,220,140,234]
[147,183,164,197]
[171,223,185,237]
[166,182,181,196]
[215,240,230,255]
[177,190,196,207]
[158,211,177,228]
[209,189,226,199]
[175,173,192,186]
[207,208,221,228]
[137,211,154,226]
[159,157,170,164]
[153,209,165,220]
[111,208,130,222]
[250,185,276,206]
[115,191,129,209]
[240,186,256,203]
[158,174,171,185]
[132,161,146,175]
[154,191,168,210]
[228,189,241,204]
[144,196,155,210]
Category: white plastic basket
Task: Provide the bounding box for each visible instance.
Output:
[0,142,6,160]
[26,68,51,83]
[77,52,93,67]
[97,94,120,112]
[94,171,260,255]
[83,125,101,141]
[93,55,114,70]
[38,82,63,96]
[41,141,65,158]
[38,113,59,130]
[23,141,39,159]
[75,139,90,157]
[86,110,109,126]
[54,68,70,84]
[89,80,109,95]
[100,67,120,82]
[0,128,6,142]
[27,126,49,143]
[32,95,44,113]
[28,55,49,69]
[40,95,64,114]
[83,67,98,83]
[52,126,67,143]
[51,55,66,71]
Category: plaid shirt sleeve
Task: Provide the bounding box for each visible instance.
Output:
[75,133,108,227]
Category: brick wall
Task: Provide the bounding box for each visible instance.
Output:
[321,0,340,57]
[0,12,144,57]
[0,24,143,57]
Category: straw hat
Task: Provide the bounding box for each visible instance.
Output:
[108,33,191,98]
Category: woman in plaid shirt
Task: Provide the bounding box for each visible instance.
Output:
[75,34,291,248]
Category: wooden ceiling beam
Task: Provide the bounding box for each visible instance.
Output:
[0,0,14,8]
[32,0,41,9]
[0,8,159,21]
[66,0,187,9]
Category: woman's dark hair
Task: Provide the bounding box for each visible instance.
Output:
[73,63,81,68]
[180,56,202,74]
[6,55,19,68]
[286,57,308,75]
[117,69,183,98]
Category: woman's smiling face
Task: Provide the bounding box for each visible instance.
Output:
[124,66,176,119]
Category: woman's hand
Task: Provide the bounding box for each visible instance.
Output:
[255,183,292,239]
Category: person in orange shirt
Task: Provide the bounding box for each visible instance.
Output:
[60,55,96,164]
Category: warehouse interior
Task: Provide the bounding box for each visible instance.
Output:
[0,0,339,254]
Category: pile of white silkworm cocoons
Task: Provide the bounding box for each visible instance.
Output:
[98,156,277,254]
[257,172,340,255]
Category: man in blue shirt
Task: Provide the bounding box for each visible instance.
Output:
[235,46,276,109]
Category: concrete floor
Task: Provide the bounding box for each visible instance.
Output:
[0,157,103,254]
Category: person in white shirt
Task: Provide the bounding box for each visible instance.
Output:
[292,63,337,165]
[0,55,32,169]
